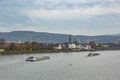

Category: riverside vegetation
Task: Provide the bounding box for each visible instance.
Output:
[0,40,120,55]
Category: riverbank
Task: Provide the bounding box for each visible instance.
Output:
[0,48,120,55]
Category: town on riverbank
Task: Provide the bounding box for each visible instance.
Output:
[0,35,120,55]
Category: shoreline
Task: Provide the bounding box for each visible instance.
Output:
[0,49,120,55]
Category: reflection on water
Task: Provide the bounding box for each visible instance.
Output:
[0,51,120,80]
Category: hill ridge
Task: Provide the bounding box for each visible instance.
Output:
[0,31,120,43]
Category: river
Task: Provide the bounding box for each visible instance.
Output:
[0,50,120,80]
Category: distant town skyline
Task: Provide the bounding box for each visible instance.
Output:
[0,0,120,36]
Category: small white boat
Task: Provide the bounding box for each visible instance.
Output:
[26,56,50,62]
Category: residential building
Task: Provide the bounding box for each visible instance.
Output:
[53,44,62,50]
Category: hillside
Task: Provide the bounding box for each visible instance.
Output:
[0,31,120,43]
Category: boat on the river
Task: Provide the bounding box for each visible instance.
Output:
[26,56,50,62]
[87,53,100,57]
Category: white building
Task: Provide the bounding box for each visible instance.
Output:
[53,44,62,50]
[85,45,92,50]
[68,44,76,49]
[0,49,5,52]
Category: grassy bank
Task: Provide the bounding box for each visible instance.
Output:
[0,48,120,55]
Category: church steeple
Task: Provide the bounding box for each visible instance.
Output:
[69,35,72,44]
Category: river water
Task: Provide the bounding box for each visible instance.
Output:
[0,51,120,80]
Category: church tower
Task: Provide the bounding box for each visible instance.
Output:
[69,35,72,44]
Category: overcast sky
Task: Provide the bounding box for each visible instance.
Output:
[0,0,120,35]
